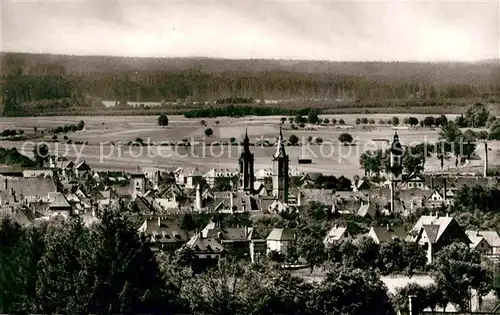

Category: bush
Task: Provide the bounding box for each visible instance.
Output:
[288,134,299,145]
[158,114,169,127]
[204,128,213,137]
[339,133,353,144]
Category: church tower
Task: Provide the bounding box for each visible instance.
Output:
[272,126,289,202]
[389,131,404,213]
[239,128,254,193]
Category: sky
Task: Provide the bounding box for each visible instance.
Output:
[1,0,499,62]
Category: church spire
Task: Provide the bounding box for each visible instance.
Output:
[274,126,287,159]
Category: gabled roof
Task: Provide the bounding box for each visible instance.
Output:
[411,215,453,237]
[421,224,440,243]
[267,228,295,241]
[466,230,500,248]
[139,216,187,243]
[323,226,349,244]
[48,192,71,209]
[370,225,406,243]
[357,202,378,218]
[186,233,225,253]
[3,177,57,198]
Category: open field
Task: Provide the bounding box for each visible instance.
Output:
[0,114,498,177]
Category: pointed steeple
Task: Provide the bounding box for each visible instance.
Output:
[274,126,287,159]
[243,127,250,151]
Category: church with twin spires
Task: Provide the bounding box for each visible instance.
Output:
[238,126,290,204]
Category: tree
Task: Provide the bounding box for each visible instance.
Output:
[431,243,491,312]
[77,120,85,131]
[33,127,38,134]
[361,117,368,124]
[200,120,206,126]
[297,235,327,271]
[465,102,490,128]
[392,116,400,126]
[408,117,419,127]
[338,133,353,145]
[309,266,396,315]
[181,260,268,315]
[280,117,287,124]
[379,119,386,124]
[355,118,361,125]
[338,119,345,125]
[204,128,213,137]
[436,114,448,126]
[294,114,305,124]
[307,136,313,143]
[307,109,320,124]
[323,118,330,124]
[315,137,323,144]
[368,119,375,125]
[288,134,299,146]
[158,114,169,127]
[33,143,49,167]
[331,118,337,125]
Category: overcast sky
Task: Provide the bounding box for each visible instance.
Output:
[1,0,499,61]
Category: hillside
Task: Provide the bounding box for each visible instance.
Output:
[1,53,499,116]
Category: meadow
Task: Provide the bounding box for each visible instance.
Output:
[0,114,497,178]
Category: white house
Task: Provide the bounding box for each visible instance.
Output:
[323,225,352,247]
[266,228,295,256]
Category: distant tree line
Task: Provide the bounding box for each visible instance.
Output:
[184,106,313,118]
[2,53,499,116]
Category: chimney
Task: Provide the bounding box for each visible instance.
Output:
[4,179,7,191]
[484,142,488,178]
[297,190,302,206]
[335,224,338,229]
[430,176,434,191]
[386,224,390,231]
[408,295,418,315]
[158,217,161,227]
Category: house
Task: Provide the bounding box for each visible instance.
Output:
[351,178,370,192]
[410,214,470,264]
[175,167,203,189]
[129,172,146,199]
[323,225,352,247]
[201,223,265,261]
[357,200,379,218]
[203,168,238,188]
[138,216,187,251]
[266,228,296,256]
[213,191,262,213]
[401,174,427,190]
[185,233,226,262]
[368,225,406,244]
[47,192,72,214]
[74,160,91,177]
[142,167,163,189]
[427,189,454,207]
[466,231,493,255]
[466,230,500,255]
[0,176,57,203]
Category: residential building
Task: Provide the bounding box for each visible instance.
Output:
[466,230,500,255]
[410,214,470,264]
[368,225,406,244]
[138,216,187,251]
[323,225,352,247]
[266,228,295,256]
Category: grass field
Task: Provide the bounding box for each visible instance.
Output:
[0,114,497,177]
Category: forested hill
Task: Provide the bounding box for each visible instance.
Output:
[1,52,500,116]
